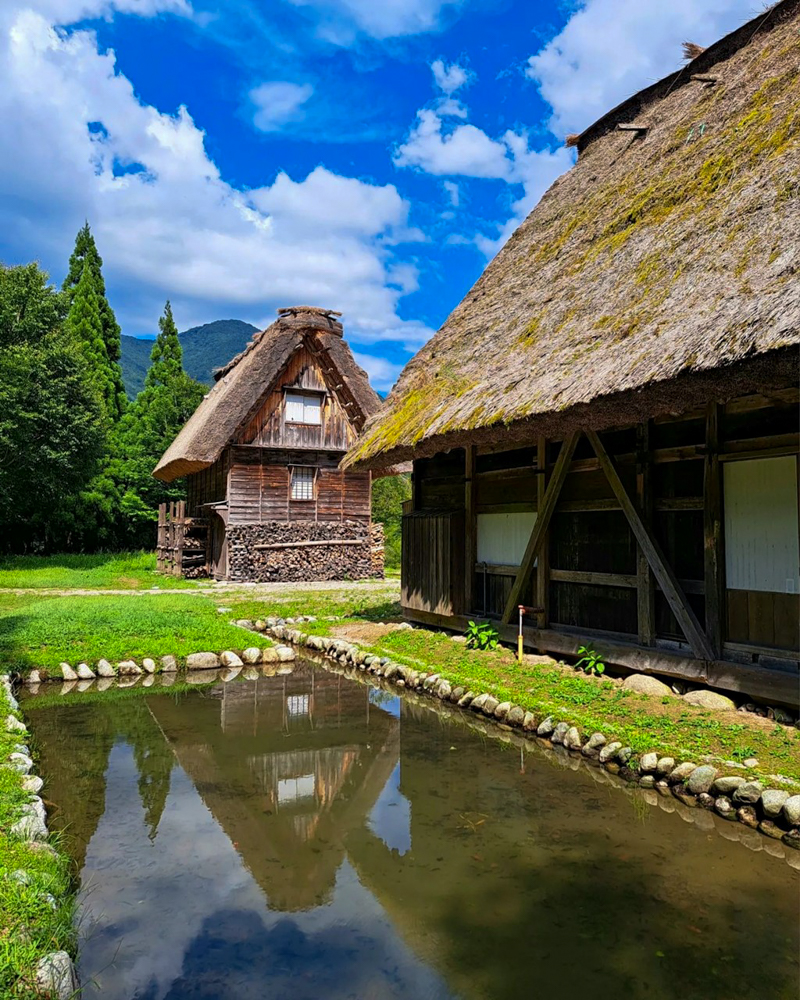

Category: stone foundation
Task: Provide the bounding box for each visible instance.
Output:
[226,521,384,582]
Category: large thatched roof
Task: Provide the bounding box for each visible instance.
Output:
[154,308,381,482]
[345,0,800,471]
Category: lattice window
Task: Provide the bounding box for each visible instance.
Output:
[285,391,322,425]
[287,694,310,716]
[291,466,315,501]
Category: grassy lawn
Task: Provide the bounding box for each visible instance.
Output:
[0,551,196,591]
[0,593,273,675]
[229,599,800,782]
[0,685,75,997]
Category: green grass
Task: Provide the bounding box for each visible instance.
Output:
[0,593,273,676]
[293,617,800,783]
[0,686,75,997]
[225,586,401,625]
[0,551,196,591]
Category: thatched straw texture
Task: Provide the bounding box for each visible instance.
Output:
[345,0,799,471]
[154,308,381,482]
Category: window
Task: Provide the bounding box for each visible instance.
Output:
[287,694,309,716]
[291,466,315,501]
[285,391,322,425]
[477,511,537,566]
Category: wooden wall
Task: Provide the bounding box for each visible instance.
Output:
[186,451,230,516]
[227,447,371,526]
[235,344,358,453]
[403,386,800,680]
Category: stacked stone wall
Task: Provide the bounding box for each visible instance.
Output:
[227,520,384,582]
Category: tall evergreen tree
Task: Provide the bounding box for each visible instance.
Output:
[111,301,206,545]
[63,223,126,420]
[65,260,116,420]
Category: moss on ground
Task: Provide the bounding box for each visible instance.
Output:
[0,684,75,998]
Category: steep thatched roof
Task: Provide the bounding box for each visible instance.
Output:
[154,308,381,482]
[345,0,800,471]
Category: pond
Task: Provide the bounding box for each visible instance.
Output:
[23,661,799,1000]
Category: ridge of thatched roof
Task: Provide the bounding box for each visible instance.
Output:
[154,308,381,482]
[344,0,800,471]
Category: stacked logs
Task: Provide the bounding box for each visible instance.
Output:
[227,520,384,582]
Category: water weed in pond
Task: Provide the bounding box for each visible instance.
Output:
[22,662,800,1000]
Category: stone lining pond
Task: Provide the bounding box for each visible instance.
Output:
[22,660,800,999]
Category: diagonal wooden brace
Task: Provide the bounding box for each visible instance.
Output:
[502,432,581,623]
[586,429,715,661]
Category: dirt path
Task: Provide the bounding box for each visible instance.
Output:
[0,579,401,599]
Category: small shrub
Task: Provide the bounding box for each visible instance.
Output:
[465,620,499,651]
[576,645,605,676]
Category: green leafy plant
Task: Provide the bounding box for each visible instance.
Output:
[464,620,499,651]
[576,645,605,675]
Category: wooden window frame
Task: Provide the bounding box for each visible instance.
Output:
[284,389,324,427]
[290,465,317,502]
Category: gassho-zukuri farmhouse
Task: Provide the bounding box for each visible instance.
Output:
[343,1,800,707]
[154,307,388,583]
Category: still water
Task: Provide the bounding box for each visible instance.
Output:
[23,662,800,1000]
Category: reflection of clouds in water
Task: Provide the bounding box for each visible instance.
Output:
[368,762,412,856]
[78,743,448,999]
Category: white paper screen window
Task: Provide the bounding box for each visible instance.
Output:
[287,694,309,716]
[291,467,315,501]
[285,391,321,424]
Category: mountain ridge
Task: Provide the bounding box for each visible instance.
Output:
[120,319,259,397]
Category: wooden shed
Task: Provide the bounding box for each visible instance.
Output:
[344,3,800,706]
[153,307,385,582]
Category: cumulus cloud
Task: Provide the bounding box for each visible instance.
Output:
[352,351,403,391]
[285,0,467,44]
[249,81,314,132]
[33,0,190,23]
[0,4,433,354]
[526,0,759,136]
[394,58,573,253]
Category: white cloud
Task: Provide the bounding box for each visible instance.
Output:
[32,0,190,23]
[431,57,470,95]
[249,80,313,132]
[526,0,758,137]
[443,180,459,206]
[395,109,511,178]
[0,5,433,352]
[285,0,466,44]
[352,351,403,391]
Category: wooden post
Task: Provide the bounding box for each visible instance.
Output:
[464,445,477,615]
[536,436,549,629]
[157,503,166,573]
[636,422,655,645]
[586,429,714,661]
[704,403,724,657]
[502,432,580,623]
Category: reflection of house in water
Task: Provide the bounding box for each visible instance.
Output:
[147,664,400,912]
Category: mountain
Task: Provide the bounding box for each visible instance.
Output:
[120,319,259,398]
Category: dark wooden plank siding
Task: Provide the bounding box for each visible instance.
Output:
[186,451,229,516]
[402,511,464,616]
[228,448,369,525]
[726,590,800,649]
[235,344,358,453]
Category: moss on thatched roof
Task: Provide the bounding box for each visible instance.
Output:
[154,308,380,482]
[345,0,800,470]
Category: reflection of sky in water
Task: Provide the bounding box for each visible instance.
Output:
[368,762,412,857]
[78,741,449,1000]
[369,689,402,717]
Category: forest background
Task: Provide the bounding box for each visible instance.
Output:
[0,227,408,564]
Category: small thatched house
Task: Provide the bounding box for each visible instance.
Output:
[154,307,385,581]
[344,2,800,704]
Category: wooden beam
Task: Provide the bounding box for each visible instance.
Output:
[536,436,549,630]
[501,432,580,623]
[586,429,715,661]
[464,445,477,615]
[636,421,655,646]
[551,569,638,588]
[704,403,724,658]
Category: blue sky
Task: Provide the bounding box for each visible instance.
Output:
[0,0,759,388]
